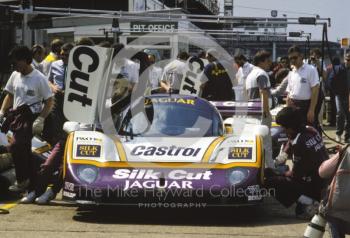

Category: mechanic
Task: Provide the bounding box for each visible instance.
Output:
[22,40,98,204]
[286,45,320,128]
[200,49,235,101]
[245,50,273,167]
[0,45,54,192]
[265,106,328,219]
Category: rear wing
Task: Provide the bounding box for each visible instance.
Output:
[210,101,262,119]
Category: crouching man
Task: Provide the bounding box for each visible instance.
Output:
[264,106,328,219]
[0,45,54,192]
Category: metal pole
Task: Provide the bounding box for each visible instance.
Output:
[232,0,234,16]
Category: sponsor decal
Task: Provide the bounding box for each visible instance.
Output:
[230,139,255,144]
[210,101,255,107]
[112,169,212,191]
[76,136,102,143]
[67,47,99,107]
[123,180,193,190]
[144,98,195,105]
[113,169,212,180]
[130,145,201,157]
[179,57,206,96]
[76,145,101,157]
[228,147,252,160]
[64,46,113,124]
[305,133,324,152]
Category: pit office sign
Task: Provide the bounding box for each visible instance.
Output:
[131,22,178,32]
[64,46,112,124]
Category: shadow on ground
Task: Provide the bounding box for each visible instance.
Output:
[72,197,306,227]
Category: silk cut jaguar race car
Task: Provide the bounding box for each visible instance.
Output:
[62,95,271,207]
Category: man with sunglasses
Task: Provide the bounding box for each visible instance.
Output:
[286,45,320,127]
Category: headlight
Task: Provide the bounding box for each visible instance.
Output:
[77,165,98,184]
[228,169,248,185]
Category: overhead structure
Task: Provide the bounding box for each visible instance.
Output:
[0,3,334,61]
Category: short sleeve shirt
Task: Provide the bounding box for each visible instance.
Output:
[5,68,53,113]
[286,63,319,100]
[245,66,271,100]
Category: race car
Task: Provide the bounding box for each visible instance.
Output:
[62,94,270,206]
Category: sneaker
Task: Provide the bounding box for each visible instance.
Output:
[295,201,320,220]
[8,179,30,192]
[20,191,36,204]
[336,135,342,142]
[35,188,55,205]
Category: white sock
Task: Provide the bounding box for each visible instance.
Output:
[298,195,313,205]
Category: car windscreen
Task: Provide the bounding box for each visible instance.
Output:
[120,99,223,137]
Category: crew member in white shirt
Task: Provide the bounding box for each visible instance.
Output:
[0,45,54,193]
[234,53,254,101]
[286,45,320,126]
[161,52,189,93]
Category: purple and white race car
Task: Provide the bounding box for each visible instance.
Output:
[62,95,269,207]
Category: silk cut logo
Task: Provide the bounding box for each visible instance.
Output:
[228,147,252,160]
[76,145,101,157]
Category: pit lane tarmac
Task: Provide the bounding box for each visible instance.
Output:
[0,195,335,238]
